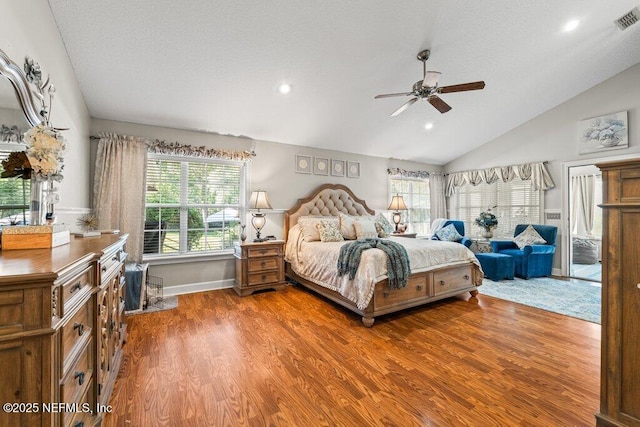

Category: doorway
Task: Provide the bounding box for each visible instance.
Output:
[567,164,602,282]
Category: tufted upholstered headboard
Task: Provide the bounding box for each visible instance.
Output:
[283,184,375,241]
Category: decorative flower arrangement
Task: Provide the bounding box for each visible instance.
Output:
[474,206,498,231]
[1,124,65,181]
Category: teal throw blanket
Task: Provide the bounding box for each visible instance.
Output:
[337,238,411,289]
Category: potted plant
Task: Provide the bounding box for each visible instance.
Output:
[474,206,498,238]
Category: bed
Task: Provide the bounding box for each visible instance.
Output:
[284,184,483,326]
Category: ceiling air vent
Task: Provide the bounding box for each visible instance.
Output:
[615,7,640,30]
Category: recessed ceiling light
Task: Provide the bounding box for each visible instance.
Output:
[277,83,292,94]
[424,122,434,130]
[563,19,580,32]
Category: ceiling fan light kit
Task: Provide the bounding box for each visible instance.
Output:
[375,49,485,116]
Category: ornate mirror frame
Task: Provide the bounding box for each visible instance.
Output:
[0,49,44,127]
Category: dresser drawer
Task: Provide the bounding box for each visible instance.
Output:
[61,266,94,315]
[247,246,281,258]
[100,248,125,283]
[61,339,93,404]
[374,274,427,309]
[248,270,281,286]
[248,257,279,272]
[432,265,473,296]
[61,302,92,374]
[64,378,94,427]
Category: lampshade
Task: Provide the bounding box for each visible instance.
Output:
[388,195,407,211]
[248,190,273,210]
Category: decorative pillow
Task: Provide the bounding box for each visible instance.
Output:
[374,213,394,238]
[338,212,358,239]
[354,219,378,239]
[298,216,338,242]
[514,224,547,249]
[435,223,463,242]
[316,220,344,242]
[572,238,599,264]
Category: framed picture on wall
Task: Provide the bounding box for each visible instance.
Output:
[314,157,329,175]
[295,154,312,174]
[347,161,360,178]
[331,159,345,177]
[578,111,628,154]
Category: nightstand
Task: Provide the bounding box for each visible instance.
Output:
[234,240,286,296]
[472,238,493,253]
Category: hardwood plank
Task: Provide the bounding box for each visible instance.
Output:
[104,285,600,426]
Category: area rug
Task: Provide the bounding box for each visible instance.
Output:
[480,277,601,324]
[126,296,178,315]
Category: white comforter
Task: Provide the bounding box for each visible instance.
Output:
[285,225,481,310]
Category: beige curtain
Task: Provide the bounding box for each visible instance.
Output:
[571,174,596,236]
[445,161,555,196]
[428,172,447,220]
[93,133,148,263]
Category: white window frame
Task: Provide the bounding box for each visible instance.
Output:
[143,153,247,259]
[388,175,431,236]
[449,177,543,239]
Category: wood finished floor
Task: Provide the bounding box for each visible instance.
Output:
[104,284,600,427]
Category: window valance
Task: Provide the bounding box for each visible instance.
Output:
[445,162,555,196]
[146,139,255,161]
[387,168,430,179]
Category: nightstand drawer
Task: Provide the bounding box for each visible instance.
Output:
[248,257,279,272]
[247,246,281,258]
[248,270,280,286]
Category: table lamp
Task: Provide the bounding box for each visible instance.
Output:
[388,194,407,233]
[249,190,272,242]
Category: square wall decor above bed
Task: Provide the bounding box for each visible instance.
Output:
[331,159,345,177]
[314,157,329,175]
[347,161,360,178]
[295,154,312,174]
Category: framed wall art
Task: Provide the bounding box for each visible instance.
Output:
[347,161,360,178]
[331,159,345,177]
[578,111,628,155]
[295,154,312,174]
[314,157,329,175]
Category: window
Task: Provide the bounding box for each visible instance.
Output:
[389,176,430,236]
[144,154,246,256]
[450,177,542,238]
[0,146,30,225]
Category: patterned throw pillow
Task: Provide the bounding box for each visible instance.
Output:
[374,213,394,238]
[316,220,344,242]
[354,219,378,239]
[514,224,547,249]
[435,223,463,242]
[298,216,338,242]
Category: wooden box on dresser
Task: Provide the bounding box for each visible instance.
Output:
[596,158,640,427]
[234,240,286,296]
[0,233,128,427]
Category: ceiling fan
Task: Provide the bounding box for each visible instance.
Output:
[375,49,485,116]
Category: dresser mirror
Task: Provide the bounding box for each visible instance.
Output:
[0,49,43,139]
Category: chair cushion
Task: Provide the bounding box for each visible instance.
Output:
[514,224,546,249]
[435,223,463,242]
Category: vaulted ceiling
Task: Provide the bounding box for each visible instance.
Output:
[48,0,640,165]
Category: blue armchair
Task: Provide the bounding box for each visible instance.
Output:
[490,224,558,279]
[432,220,473,249]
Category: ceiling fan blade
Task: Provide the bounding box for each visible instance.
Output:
[374,92,413,99]
[438,81,485,93]
[422,71,441,88]
[390,97,418,116]
[428,95,452,113]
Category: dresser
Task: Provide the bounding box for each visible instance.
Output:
[596,158,640,427]
[0,234,128,427]
[234,240,286,296]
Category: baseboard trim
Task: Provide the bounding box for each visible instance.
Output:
[164,279,234,297]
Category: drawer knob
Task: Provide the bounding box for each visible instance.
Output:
[383,292,390,298]
[73,322,85,336]
[463,275,470,280]
[261,261,266,267]
[71,283,82,293]
[102,266,107,273]
[261,274,267,281]
[440,280,446,286]
[74,422,85,427]
[74,371,85,386]
[416,285,423,291]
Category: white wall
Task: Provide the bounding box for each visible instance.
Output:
[444,62,640,273]
[91,118,441,293]
[1,0,92,222]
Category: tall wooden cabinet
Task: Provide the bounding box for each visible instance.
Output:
[0,234,128,427]
[596,159,640,427]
